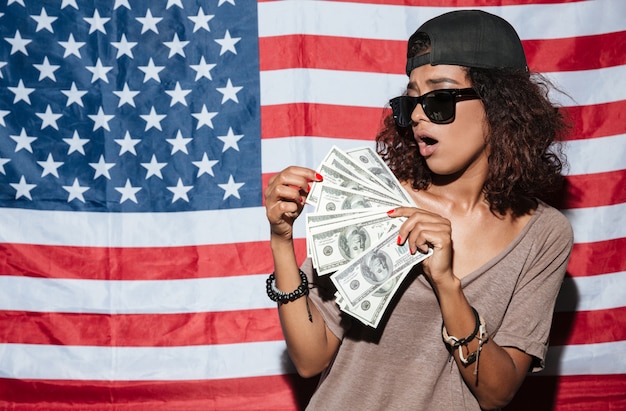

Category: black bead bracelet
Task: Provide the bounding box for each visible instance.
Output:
[266,269,309,303]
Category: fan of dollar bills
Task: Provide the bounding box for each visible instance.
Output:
[306,146,433,328]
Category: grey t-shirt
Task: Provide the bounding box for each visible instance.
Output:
[303,201,573,410]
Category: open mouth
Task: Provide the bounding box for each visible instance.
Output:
[420,136,438,146]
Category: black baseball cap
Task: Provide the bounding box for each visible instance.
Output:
[405,10,528,75]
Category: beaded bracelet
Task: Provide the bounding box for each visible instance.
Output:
[266,270,312,322]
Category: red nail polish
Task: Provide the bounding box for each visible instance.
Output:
[397,235,402,245]
[387,209,395,215]
[315,173,323,182]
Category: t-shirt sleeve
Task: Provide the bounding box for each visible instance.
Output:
[493,206,573,372]
[300,258,351,340]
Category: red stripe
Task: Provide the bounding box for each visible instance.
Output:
[261,103,385,140]
[303,0,585,5]
[259,32,626,74]
[567,238,626,278]
[564,100,626,141]
[559,170,626,209]
[0,309,283,346]
[260,101,625,141]
[506,374,626,411]
[550,306,626,346]
[0,240,307,280]
[0,374,318,411]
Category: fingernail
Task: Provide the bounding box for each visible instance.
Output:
[397,235,402,245]
[315,173,323,182]
[307,182,312,192]
[387,209,395,215]
[409,247,415,255]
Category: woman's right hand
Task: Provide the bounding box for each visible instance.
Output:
[264,166,322,241]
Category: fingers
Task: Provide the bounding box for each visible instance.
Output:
[390,207,451,254]
[264,166,323,226]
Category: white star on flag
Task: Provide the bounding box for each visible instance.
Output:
[167,178,193,203]
[215,30,240,55]
[192,105,218,129]
[88,107,115,131]
[116,179,142,204]
[217,79,243,103]
[37,153,63,178]
[218,175,244,200]
[62,178,89,202]
[111,34,137,58]
[10,176,36,200]
[86,58,113,83]
[192,153,219,177]
[141,107,167,131]
[63,130,89,155]
[36,105,62,130]
[89,155,115,179]
[8,79,35,104]
[190,56,216,80]
[84,10,110,34]
[141,155,167,179]
[115,131,141,156]
[165,82,191,106]
[188,9,214,32]
[61,82,87,107]
[218,127,244,152]
[167,130,192,154]
[6,30,31,55]
[10,128,37,153]
[164,33,189,58]
[137,9,162,34]
[113,83,139,107]
[31,8,57,32]
[59,33,85,58]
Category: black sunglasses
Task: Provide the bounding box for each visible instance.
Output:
[389,88,480,127]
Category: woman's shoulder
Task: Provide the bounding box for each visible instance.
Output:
[529,199,574,244]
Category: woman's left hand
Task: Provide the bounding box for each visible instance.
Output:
[389,207,455,286]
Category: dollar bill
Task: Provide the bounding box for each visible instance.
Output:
[308,163,399,207]
[346,146,414,206]
[309,214,399,275]
[315,183,402,214]
[330,228,433,307]
[335,266,412,328]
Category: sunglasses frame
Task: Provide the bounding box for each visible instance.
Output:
[389,88,480,127]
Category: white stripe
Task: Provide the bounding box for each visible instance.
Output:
[2,338,624,381]
[260,66,626,109]
[2,269,623,315]
[0,206,269,247]
[563,202,626,244]
[0,274,274,314]
[262,137,375,174]
[260,134,626,178]
[0,341,293,381]
[0,194,621,248]
[562,134,626,176]
[542,340,626,376]
[555,271,626,313]
[258,0,626,41]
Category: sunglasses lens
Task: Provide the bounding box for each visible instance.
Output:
[423,91,455,124]
[390,96,419,127]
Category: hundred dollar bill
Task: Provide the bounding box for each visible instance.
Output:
[346,146,414,206]
[336,266,412,328]
[330,228,433,307]
[307,163,399,207]
[309,214,399,275]
[316,146,400,195]
[315,183,402,214]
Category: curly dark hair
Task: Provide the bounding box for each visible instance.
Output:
[376,33,571,217]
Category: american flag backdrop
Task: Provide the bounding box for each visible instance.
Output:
[0,0,624,409]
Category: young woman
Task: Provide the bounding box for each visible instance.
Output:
[264,10,573,410]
